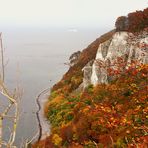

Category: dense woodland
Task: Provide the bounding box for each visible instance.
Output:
[34,8,148,147]
[115,8,148,32]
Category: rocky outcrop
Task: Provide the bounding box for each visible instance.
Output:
[69,51,81,66]
[83,31,148,87]
[82,60,94,88]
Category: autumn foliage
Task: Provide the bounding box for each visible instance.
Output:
[34,59,148,147]
[115,8,148,32]
[33,8,148,148]
[51,30,115,94]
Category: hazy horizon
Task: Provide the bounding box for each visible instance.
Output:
[0,0,147,146]
[0,0,147,29]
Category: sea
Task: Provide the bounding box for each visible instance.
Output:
[0,26,109,146]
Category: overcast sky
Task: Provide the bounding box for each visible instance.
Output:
[0,0,147,28]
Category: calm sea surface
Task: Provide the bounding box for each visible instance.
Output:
[0,26,107,146]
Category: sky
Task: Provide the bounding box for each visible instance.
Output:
[0,0,147,28]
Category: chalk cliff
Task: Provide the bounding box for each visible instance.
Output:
[35,8,148,148]
[83,30,148,87]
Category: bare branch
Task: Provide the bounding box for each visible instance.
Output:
[0,32,20,148]
[0,33,5,82]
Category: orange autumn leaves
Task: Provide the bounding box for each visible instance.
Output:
[115,8,148,32]
[40,62,148,147]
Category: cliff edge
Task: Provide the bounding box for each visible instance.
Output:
[34,8,148,148]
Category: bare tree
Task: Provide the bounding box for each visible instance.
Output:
[0,33,21,148]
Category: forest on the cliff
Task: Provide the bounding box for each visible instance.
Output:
[34,8,148,147]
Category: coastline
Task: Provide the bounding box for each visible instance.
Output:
[36,88,51,141]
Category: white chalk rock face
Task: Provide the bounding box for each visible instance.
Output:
[83,31,148,87]
[82,60,94,88]
[91,39,112,85]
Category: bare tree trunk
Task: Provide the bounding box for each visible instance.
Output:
[0,32,20,147]
[0,117,2,148]
[0,32,4,148]
[0,33,4,82]
[0,32,37,148]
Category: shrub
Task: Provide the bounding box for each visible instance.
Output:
[115,8,148,32]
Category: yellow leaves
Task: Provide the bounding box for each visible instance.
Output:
[100,106,111,113]
[46,62,148,147]
[130,83,137,88]
[120,117,128,125]
[73,133,78,141]
[72,125,77,133]
[51,95,64,104]
[110,84,118,91]
[116,104,123,111]
[83,108,89,113]
[52,134,62,146]
[126,130,130,134]
[135,105,141,112]
[46,95,64,109]
[105,107,112,113]
[122,118,127,123]
[110,117,114,121]
[126,121,132,125]
[108,117,119,128]
[129,83,138,93]
[61,121,71,128]
[137,64,148,71]
[82,106,91,113]
[71,76,82,86]
[143,107,148,114]
[83,140,96,146]
[133,126,138,129]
